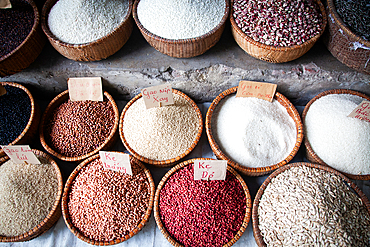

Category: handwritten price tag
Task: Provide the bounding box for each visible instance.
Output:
[1,145,40,164]
[141,83,174,109]
[99,151,132,175]
[68,77,103,101]
[0,85,6,96]
[0,0,11,9]
[348,100,370,123]
[193,160,227,180]
[236,81,277,102]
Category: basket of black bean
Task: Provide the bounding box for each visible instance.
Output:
[252,162,370,246]
[0,82,40,157]
[230,0,327,63]
[324,0,370,74]
[0,149,63,242]
[0,0,46,76]
[39,90,119,162]
[62,153,155,245]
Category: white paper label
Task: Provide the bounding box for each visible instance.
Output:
[193,160,227,180]
[141,83,174,109]
[348,100,370,123]
[1,145,40,164]
[68,77,103,101]
[99,151,132,175]
[0,0,11,9]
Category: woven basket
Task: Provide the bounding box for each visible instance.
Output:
[302,89,370,180]
[154,158,252,247]
[252,162,370,246]
[132,0,229,58]
[0,149,63,242]
[206,86,304,176]
[323,0,370,74]
[39,90,119,162]
[0,0,46,76]
[119,89,203,167]
[41,0,133,61]
[62,153,155,245]
[0,82,40,158]
[230,0,327,63]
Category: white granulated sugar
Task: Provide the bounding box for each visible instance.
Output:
[305,94,370,175]
[212,95,297,168]
[122,93,200,161]
[137,0,225,39]
[48,0,129,44]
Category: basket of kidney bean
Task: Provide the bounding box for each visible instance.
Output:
[0,82,40,157]
[40,90,119,162]
[62,153,155,245]
[230,0,327,63]
[154,158,252,247]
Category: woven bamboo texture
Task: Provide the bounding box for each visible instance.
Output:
[154,158,252,247]
[132,0,230,58]
[39,90,119,162]
[252,162,370,246]
[0,0,46,76]
[205,86,304,176]
[41,0,133,61]
[302,89,370,180]
[0,82,40,158]
[0,149,63,242]
[61,153,155,246]
[119,89,203,167]
[230,0,327,63]
[323,0,369,74]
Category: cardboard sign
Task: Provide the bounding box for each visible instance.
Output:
[0,0,11,9]
[68,77,103,101]
[193,160,227,180]
[141,83,174,109]
[0,85,6,96]
[1,145,40,164]
[236,81,277,102]
[99,151,132,175]
[348,100,370,123]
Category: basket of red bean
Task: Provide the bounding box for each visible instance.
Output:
[62,153,155,245]
[39,90,119,162]
[154,158,252,247]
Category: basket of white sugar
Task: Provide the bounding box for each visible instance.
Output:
[302,89,370,180]
[0,149,63,242]
[41,0,133,61]
[133,0,229,58]
[206,86,303,176]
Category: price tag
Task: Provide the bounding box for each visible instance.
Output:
[99,151,132,175]
[236,81,277,102]
[0,0,11,9]
[194,160,227,180]
[1,145,40,164]
[0,85,6,96]
[68,77,103,101]
[348,100,370,123]
[141,83,174,109]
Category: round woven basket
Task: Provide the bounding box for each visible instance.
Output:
[252,162,370,246]
[0,82,40,158]
[41,0,133,61]
[62,153,155,245]
[154,158,252,247]
[0,149,63,242]
[323,0,370,74]
[206,86,303,176]
[39,90,119,162]
[302,89,370,180]
[230,0,327,63]
[119,89,203,167]
[132,0,229,58]
[0,0,46,76]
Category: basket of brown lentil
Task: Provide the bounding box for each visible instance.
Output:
[119,89,203,167]
[0,0,46,76]
[0,149,63,242]
[206,86,303,176]
[0,82,40,158]
[39,90,119,162]
[154,158,252,247]
[230,0,327,63]
[62,153,155,245]
[252,162,370,246]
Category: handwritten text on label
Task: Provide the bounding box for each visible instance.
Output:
[193,160,227,180]
[1,145,40,164]
[141,83,174,109]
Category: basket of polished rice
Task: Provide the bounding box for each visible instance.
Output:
[0,149,63,242]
